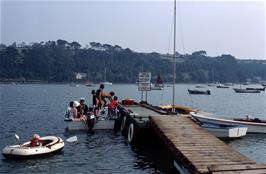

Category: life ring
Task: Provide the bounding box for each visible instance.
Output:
[127,123,135,143]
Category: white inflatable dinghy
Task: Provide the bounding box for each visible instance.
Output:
[2,136,64,159]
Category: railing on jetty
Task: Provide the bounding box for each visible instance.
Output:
[149,115,266,174]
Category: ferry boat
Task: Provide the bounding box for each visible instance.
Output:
[64,107,116,131]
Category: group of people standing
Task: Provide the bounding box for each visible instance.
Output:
[67,84,119,122]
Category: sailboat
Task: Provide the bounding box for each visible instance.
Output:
[207,67,219,87]
[151,74,164,90]
[101,67,112,85]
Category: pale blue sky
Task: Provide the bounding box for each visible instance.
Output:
[1,0,265,59]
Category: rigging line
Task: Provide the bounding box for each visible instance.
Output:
[160,87,165,105]
[177,0,186,54]
[167,13,174,54]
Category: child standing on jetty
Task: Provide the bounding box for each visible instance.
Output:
[108,96,118,117]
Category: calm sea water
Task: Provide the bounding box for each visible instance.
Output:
[0,84,265,173]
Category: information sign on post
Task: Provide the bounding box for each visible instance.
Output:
[138,72,151,91]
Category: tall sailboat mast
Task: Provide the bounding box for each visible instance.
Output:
[172,0,176,112]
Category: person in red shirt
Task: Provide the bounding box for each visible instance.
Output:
[30,134,44,147]
[108,96,118,117]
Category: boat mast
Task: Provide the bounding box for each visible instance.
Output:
[172,0,176,112]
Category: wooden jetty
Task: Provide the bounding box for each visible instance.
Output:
[149,115,266,174]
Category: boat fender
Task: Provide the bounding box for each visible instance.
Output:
[121,116,127,132]
[127,123,135,143]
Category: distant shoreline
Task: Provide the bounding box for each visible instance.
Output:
[0,80,264,86]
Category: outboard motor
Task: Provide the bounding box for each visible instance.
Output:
[86,105,97,130]
[86,112,96,130]
[65,107,71,118]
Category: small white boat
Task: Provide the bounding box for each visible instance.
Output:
[100,82,112,85]
[217,84,229,88]
[2,136,64,159]
[200,123,247,138]
[190,111,266,133]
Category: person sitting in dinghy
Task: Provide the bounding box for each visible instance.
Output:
[30,134,44,147]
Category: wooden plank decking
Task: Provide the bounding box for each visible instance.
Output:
[149,115,266,174]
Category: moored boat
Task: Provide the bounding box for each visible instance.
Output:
[217,84,229,88]
[2,136,64,159]
[101,82,112,85]
[188,89,211,95]
[190,111,266,133]
[246,87,265,91]
[151,74,164,90]
[233,88,260,93]
[100,67,112,85]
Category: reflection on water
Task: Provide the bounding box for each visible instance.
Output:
[0,84,265,173]
[227,134,266,163]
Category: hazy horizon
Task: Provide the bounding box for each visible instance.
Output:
[1,0,265,59]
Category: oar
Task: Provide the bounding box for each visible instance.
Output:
[15,134,21,145]
[66,136,78,143]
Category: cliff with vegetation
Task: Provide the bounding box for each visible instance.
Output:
[0,40,265,83]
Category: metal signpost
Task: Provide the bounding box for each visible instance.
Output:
[138,72,151,102]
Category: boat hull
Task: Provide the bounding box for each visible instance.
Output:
[190,112,266,133]
[151,87,163,90]
[217,85,229,88]
[201,123,247,138]
[233,88,260,93]
[101,82,112,85]
[188,89,211,95]
[246,87,265,91]
[64,118,115,130]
